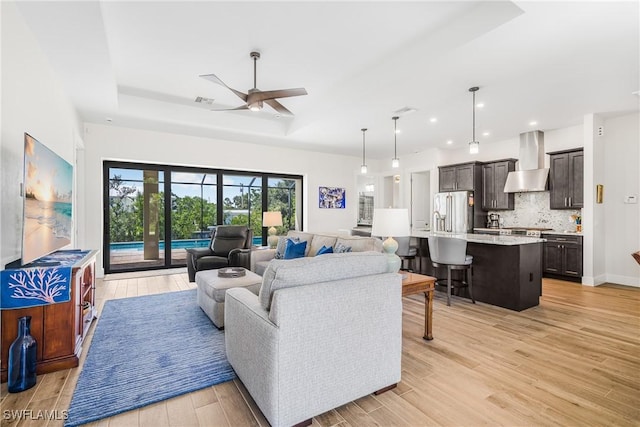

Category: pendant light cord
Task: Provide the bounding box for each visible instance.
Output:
[472,89,476,142]
[253,56,257,89]
[393,116,399,158]
[361,128,367,165]
[469,86,479,143]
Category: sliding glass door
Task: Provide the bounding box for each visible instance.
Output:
[267,177,300,236]
[104,162,302,273]
[169,171,218,266]
[106,167,166,271]
[223,174,263,245]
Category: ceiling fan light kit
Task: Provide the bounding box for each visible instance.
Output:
[469,86,480,154]
[199,51,307,116]
[392,116,400,168]
[360,128,368,175]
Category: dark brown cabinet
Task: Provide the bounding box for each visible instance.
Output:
[415,237,543,311]
[549,149,583,209]
[542,234,583,281]
[438,162,484,230]
[439,162,481,192]
[482,159,516,210]
[1,251,97,382]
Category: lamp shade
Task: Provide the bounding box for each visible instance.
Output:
[370,208,410,237]
[263,211,283,227]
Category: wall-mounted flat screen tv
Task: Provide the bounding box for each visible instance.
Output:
[21,133,73,265]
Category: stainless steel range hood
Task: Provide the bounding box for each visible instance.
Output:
[503,130,549,193]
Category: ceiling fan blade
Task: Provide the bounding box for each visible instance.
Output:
[200,73,248,102]
[251,88,307,102]
[210,105,249,112]
[199,73,226,86]
[265,99,294,116]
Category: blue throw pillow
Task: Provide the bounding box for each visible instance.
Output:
[334,242,352,253]
[283,239,307,259]
[275,237,299,259]
[316,245,334,256]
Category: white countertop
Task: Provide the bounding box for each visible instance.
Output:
[411,230,545,246]
[540,230,583,236]
[473,227,582,236]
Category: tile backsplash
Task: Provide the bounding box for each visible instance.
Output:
[487,192,581,231]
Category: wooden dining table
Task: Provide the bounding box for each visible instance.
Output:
[401,272,436,340]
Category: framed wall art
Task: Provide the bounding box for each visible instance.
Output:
[318,186,345,209]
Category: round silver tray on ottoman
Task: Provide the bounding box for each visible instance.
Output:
[217,267,246,278]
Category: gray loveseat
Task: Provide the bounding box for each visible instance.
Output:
[225,251,402,427]
[250,230,383,276]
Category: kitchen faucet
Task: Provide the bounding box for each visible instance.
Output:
[433,211,445,232]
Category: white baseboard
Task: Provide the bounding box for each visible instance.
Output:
[605,274,640,287]
[584,274,640,287]
[581,274,606,286]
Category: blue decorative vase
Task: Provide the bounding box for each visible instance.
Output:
[8,316,37,393]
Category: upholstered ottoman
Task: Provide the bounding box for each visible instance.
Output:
[195,269,262,329]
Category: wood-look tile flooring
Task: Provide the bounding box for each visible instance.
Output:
[1,274,638,426]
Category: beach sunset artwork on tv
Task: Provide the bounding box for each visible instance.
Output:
[22,133,73,264]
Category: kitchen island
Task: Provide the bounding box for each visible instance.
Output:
[411,231,544,311]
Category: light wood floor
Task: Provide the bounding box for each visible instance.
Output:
[2,274,639,427]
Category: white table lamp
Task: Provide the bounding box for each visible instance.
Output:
[371,208,410,273]
[263,211,283,248]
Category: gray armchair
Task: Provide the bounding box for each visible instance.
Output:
[186,225,253,282]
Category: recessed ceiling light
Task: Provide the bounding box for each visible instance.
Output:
[482,132,490,137]
[476,103,484,108]
[446,140,453,145]
[430,117,437,123]
[529,121,538,126]
[395,129,401,134]
[105,117,113,123]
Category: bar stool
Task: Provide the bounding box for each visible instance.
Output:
[427,236,475,306]
[396,236,418,272]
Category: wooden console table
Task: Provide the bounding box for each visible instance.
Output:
[402,272,436,341]
[1,250,98,382]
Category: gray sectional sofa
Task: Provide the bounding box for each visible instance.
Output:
[225,251,402,427]
[250,230,384,276]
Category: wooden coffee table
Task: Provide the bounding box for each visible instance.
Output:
[402,272,436,341]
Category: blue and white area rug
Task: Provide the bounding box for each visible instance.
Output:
[65,289,236,427]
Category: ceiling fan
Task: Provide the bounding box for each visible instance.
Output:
[199,51,307,116]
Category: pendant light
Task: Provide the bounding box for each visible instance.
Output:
[391,116,400,168]
[360,128,368,174]
[469,86,480,154]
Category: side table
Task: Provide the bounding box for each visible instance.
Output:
[401,272,436,341]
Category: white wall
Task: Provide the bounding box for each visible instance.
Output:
[437,125,584,169]
[0,2,83,266]
[396,147,440,219]
[582,114,607,285]
[603,113,640,286]
[82,123,361,275]
[410,172,430,229]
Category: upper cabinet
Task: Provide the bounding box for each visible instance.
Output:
[438,162,482,192]
[548,149,584,209]
[482,159,516,210]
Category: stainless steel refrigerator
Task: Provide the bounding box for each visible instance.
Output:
[432,191,474,233]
